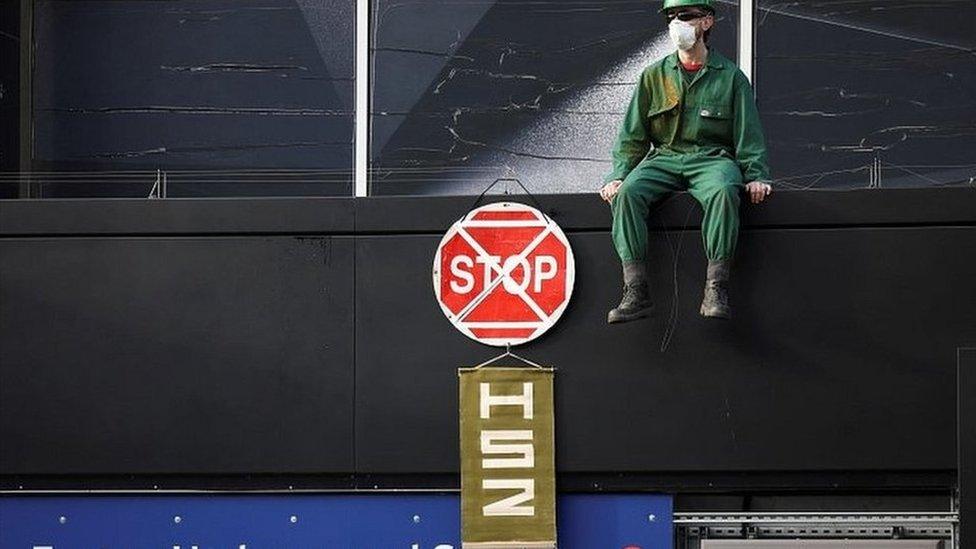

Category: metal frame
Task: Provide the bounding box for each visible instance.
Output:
[355,0,369,197]
[738,0,755,85]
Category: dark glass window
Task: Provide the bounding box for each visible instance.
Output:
[0,1,22,198]
[370,0,738,195]
[29,0,354,197]
[757,1,976,189]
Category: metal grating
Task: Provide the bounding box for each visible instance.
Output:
[675,513,957,549]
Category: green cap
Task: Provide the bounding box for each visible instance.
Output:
[659,0,714,13]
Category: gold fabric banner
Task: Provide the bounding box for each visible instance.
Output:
[459,367,556,549]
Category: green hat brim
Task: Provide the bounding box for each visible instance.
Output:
[658,1,715,13]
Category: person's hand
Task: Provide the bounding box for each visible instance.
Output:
[600,180,623,203]
[745,181,772,204]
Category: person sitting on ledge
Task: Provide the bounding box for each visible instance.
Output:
[599,0,773,323]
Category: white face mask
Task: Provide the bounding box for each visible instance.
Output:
[668,19,698,51]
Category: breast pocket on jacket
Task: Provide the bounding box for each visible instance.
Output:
[694,103,733,145]
[646,101,678,143]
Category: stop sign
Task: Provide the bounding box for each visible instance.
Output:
[432,202,576,346]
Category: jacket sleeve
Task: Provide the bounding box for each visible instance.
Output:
[731,72,771,183]
[603,68,653,184]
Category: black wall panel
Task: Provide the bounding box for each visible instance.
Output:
[0,197,356,236]
[355,226,974,473]
[0,236,355,474]
[0,190,973,484]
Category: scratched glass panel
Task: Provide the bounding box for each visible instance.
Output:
[0,0,19,198]
[370,0,739,195]
[757,1,976,189]
[31,0,354,197]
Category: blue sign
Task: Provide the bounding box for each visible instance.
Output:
[0,493,672,548]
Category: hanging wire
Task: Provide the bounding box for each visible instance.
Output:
[469,177,547,213]
[473,344,547,370]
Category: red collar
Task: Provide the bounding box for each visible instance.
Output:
[680,60,704,71]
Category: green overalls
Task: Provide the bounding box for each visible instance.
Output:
[605,49,770,262]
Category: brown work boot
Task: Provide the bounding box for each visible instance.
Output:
[700,259,731,319]
[608,260,653,324]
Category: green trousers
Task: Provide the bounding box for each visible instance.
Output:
[611,150,743,262]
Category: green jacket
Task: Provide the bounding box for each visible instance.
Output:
[605,50,771,184]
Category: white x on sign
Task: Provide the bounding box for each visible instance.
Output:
[433,202,575,346]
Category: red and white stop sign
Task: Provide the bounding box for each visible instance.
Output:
[432,202,576,346]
